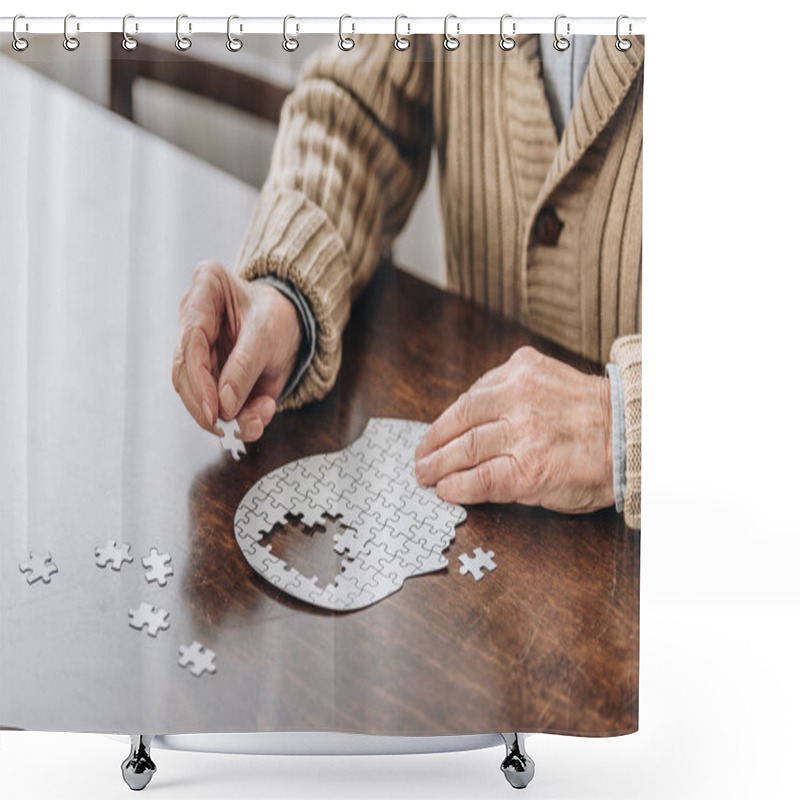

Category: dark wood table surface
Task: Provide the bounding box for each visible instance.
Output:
[2,260,639,737]
[1,58,638,738]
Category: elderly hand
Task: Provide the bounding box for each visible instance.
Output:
[171,260,302,442]
[414,346,615,514]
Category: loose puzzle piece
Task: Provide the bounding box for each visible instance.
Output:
[458,547,497,581]
[234,418,468,612]
[141,548,174,587]
[19,551,58,585]
[217,417,246,461]
[95,540,134,571]
[128,602,170,637]
[178,641,217,677]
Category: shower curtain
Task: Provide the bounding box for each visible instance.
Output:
[0,26,643,738]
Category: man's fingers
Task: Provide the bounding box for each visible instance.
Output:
[416,387,505,461]
[185,327,219,429]
[236,393,277,442]
[435,455,519,505]
[415,419,510,487]
[217,322,267,421]
[172,263,229,432]
[172,325,217,432]
[173,360,212,433]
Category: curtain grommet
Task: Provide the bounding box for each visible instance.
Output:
[121,14,138,51]
[394,15,410,51]
[338,14,355,51]
[226,15,243,52]
[63,13,80,51]
[615,15,632,51]
[12,14,29,52]
[175,14,192,51]
[443,14,460,51]
[283,15,299,52]
[499,14,516,51]
[553,14,570,52]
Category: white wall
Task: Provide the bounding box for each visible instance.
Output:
[0,30,110,106]
[1,30,447,287]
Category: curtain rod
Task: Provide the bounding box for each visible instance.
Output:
[0,16,646,37]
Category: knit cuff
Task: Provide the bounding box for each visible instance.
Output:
[605,362,627,514]
[609,334,642,530]
[254,275,317,405]
[235,188,351,412]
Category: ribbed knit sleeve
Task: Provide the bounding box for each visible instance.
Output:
[234,35,434,410]
[609,334,642,529]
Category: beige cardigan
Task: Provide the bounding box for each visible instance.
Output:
[235,34,644,528]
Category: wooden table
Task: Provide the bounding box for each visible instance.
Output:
[1,56,638,737]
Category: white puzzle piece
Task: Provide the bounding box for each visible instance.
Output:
[128,602,170,637]
[95,540,134,571]
[458,547,497,581]
[178,641,217,677]
[141,548,174,587]
[233,418,467,612]
[19,551,58,585]
[217,417,246,461]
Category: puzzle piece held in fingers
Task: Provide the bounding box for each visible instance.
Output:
[216,418,246,461]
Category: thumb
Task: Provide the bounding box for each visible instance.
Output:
[217,320,268,421]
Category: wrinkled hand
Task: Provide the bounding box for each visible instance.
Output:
[414,346,615,514]
[172,260,303,442]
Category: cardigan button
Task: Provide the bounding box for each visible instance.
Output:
[535,206,564,246]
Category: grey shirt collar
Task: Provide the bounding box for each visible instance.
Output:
[538,34,597,140]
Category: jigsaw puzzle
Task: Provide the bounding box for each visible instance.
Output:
[141,548,173,587]
[233,418,467,612]
[178,641,217,677]
[95,540,134,571]
[458,547,497,581]
[128,602,170,637]
[216,417,246,461]
[19,551,58,585]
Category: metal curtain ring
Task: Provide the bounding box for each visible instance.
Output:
[63,13,80,51]
[227,15,243,51]
[499,14,516,51]
[175,14,192,51]
[443,14,460,51]
[283,15,299,51]
[553,14,570,52]
[338,14,355,51]
[121,14,138,51]
[12,14,29,52]
[394,15,410,51]
[616,15,632,51]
